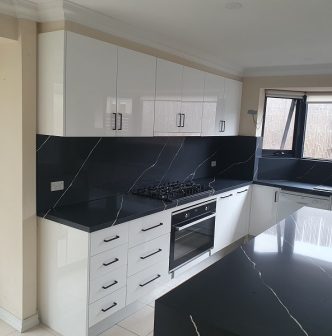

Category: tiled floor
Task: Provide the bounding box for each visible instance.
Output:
[0,303,155,336]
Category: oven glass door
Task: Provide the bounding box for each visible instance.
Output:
[170,216,215,271]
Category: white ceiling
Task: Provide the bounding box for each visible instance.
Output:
[23,0,332,75]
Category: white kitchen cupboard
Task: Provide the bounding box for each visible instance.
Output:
[38,209,172,336]
[154,59,204,135]
[38,31,118,136]
[116,47,156,137]
[249,185,280,236]
[201,73,226,136]
[38,31,156,137]
[277,191,331,222]
[212,186,252,254]
[223,78,242,136]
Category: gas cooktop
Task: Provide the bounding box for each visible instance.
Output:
[132,181,210,202]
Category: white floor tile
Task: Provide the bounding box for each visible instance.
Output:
[118,305,154,336]
[100,325,137,336]
[8,325,59,336]
[0,320,15,336]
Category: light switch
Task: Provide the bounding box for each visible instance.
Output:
[51,181,64,192]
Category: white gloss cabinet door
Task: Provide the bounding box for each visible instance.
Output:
[201,73,226,136]
[223,78,242,136]
[154,59,183,134]
[249,185,280,236]
[212,187,251,254]
[65,32,117,136]
[117,47,156,137]
[181,66,205,101]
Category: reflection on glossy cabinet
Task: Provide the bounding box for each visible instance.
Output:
[117,48,156,137]
[201,73,225,136]
[38,31,118,136]
[223,78,242,136]
[154,60,204,135]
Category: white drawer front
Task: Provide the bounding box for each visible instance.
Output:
[89,265,127,303]
[126,261,170,305]
[89,287,126,327]
[279,192,330,210]
[90,244,128,281]
[91,223,128,256]
[128,234,170,276]
[128,211,171,248]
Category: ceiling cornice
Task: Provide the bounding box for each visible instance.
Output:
[243,63,332,77]
[0,0,243,76]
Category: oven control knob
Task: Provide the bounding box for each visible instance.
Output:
[185,213,189,219]
[205,206,208,211]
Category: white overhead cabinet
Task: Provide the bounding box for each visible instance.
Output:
[212,186,252,254]
[116,48,156,137]
[201,74,242,136]
[154,59,204,135]
[223,78,242,136]
[38,31,155,137]
[38,31,242,137]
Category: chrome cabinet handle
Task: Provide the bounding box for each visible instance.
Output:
[103,258,119,267]
[141,223,163,232]
[181,113,185,127]
[219,120,225,132]
[104,235,120,243]
[112,113,117,130]
[140,248,162,260]
[139,274,161,287]
[101,302,117,312]
[102,280,118,289]
[177,113,182,127]
[118,113,123,130]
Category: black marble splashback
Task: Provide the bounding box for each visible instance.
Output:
[257,157,332,186]
[37,136,258,214]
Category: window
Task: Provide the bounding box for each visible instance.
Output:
[262,91,332,161]
[303,96,332,160]
[262,97,297,153]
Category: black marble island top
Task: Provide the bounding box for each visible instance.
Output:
[41,178,251,232]
[256,179,332,197]
[154,207,332,336]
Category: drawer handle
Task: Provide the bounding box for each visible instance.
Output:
[139,274,161,287]
[103,258,119,267]
[220,194,233,199]
[104,235,120,243]
[140,248,162,260]
[102,280,118,290]
[237,189,248,194]
[141,223,163,232]
[101,302,117,312]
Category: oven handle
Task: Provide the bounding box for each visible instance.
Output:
[173,213,215,231]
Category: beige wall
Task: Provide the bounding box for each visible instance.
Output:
[240,75,332,136]
[0,18,37,322]
[0,13,18,40]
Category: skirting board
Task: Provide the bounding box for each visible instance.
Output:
[0,307,39,332]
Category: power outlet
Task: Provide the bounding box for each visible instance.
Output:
[51,181,64,192]
[211,160,217,167]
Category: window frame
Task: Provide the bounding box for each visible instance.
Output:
[302,101,332,161]
[262,95,306,158]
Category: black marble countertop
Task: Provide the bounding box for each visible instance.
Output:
[154,207,332,336]
[255,179,332,197]
[40,178,252,232]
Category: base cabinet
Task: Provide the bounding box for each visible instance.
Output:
[249,185,280,236]
[212,186,251,254]
[38,210,171,336]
